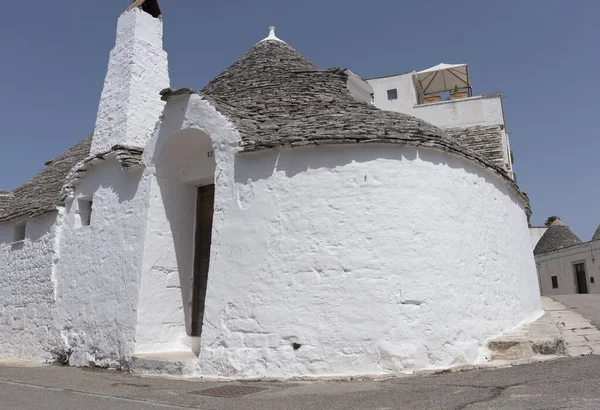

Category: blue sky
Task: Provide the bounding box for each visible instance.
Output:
[0,0,597,239]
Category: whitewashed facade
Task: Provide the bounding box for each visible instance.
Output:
[0,3,541,378]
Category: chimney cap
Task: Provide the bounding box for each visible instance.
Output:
[124,0,162,18]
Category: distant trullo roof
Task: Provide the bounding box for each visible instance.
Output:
[0,136,92,223]
[593,225,600,242]
[534,219,583,256]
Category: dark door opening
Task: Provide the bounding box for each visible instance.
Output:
[574,263,588,294]
[190,184,215,337]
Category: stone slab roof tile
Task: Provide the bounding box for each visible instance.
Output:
[445,125,507,171]
[534,221,583,256]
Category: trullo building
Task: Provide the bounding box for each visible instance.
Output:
[0,1,541,378]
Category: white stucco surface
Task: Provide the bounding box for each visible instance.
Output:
[53,159,150,367]
[536,241,600,296]
[0,214,58,360]
[91,8,169,155]
[139,94,541,378]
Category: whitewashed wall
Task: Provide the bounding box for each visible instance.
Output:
[368,73,419,114]
[536,241,600,296]
[143,94,541,378]
[54,159,150,367]
[0,214,58,360]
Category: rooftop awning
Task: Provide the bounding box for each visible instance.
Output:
[416,63,470,95]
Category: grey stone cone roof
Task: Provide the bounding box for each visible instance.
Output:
[0,135,92,223]
[171,39,529,211]
[592,225,600,242]
[0,190,14,215]
[200,41,488,157]
[534,220,583,255]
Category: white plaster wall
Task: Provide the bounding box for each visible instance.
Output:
[134,175,197,354]
[0,214,59,360]
[529,227,548,250]
[92,8,169,155]
[54,159,150,367]
[192,144,540,379]
[142,94,539,379]
[412,94,504,129]
[368,73,419,114]
[536,242,600,296]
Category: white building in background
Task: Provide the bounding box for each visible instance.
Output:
[535,219,600,296]
[367,66,514,179]
[0,1,541,378]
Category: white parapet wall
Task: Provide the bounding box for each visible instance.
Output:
[91,8,169,155]
[0,214,59,361]
[367,73,505,129]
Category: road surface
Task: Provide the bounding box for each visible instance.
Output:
[1,356,600,409]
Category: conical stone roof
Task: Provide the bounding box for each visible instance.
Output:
[534,219,583,256]
[199,40,509,174]
[162,35,531,213]
[592,225,600,242]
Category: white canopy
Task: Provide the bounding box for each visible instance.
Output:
[416,63,470,95]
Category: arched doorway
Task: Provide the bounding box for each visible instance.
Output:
[135,128,216,354]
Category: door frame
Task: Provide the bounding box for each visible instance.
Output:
[572,261,589,294]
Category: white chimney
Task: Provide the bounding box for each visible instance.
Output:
[91,4,170,155]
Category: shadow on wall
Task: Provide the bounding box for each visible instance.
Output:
[154,128,216,337]
[234,143,520,211]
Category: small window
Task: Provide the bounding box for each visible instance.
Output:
[77,199,93,227]
[551,276,559,289]
[591,277,595,284]
[13,220,26,243]
[387,89,398,101]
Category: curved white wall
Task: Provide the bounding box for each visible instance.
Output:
[140,94,540,378]
[196,143,540,378]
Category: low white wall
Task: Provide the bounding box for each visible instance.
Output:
[413,94,504,129]
[0,214,58,360]
[367,73,505,129]
[54,159,150,367]
[536,242,600,296]
[195,143,540,378]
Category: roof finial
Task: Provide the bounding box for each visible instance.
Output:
[260,25,286,44]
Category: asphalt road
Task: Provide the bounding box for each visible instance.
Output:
[553,294,600,329]
[1,356,600,409]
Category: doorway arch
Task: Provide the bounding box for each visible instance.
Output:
[135,127,216,354]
